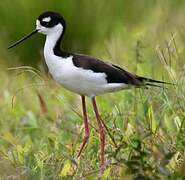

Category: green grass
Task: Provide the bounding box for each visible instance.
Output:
[0,34,185,179]
[0,0,185,179]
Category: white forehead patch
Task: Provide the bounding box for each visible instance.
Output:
[36,20,40,26]
[42,17,51,22]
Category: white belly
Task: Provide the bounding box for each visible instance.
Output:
[45,56,128,97]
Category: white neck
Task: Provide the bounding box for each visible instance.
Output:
[44,24,63,62]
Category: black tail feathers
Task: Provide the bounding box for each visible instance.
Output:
[137,76,174,88]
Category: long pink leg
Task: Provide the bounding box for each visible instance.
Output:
[91,97,105,166]
[77,95,90,158]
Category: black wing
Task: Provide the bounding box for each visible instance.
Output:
[72,54,170,86]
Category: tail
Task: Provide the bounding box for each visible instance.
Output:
[137,76,174,88]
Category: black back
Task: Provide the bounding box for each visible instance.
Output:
[72,54,142,85]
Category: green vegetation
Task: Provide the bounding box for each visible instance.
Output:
[0,0,185,179]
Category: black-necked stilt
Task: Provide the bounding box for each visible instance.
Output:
[8,11,170,167]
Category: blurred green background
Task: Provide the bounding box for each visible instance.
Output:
[0,0,185,179]
[0,0,185,68]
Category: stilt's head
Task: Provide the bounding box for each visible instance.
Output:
[8,11,66,49]
[36,11,66,35]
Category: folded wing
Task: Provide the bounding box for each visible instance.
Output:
[72,54,170,87]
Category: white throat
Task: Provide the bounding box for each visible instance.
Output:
[43,24,63,62]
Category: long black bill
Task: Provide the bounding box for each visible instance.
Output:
[8,29,38,49]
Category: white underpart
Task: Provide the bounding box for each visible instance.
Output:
[42,23,128,97]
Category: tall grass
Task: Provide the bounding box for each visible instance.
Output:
[0,0,185,179]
